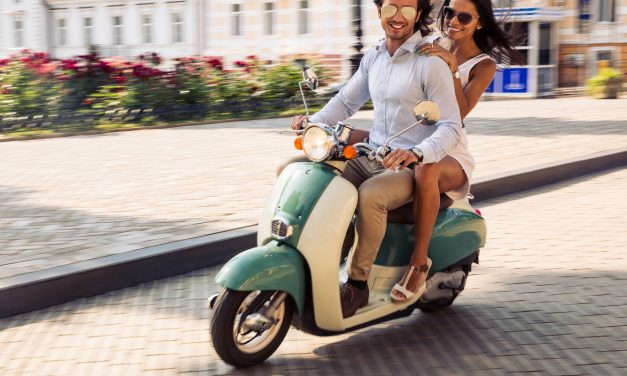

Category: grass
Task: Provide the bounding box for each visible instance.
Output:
[0,102,373,142]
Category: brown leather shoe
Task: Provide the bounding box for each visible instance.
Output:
[340,282,369,318]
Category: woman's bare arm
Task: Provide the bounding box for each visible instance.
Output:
[458,59,496,119]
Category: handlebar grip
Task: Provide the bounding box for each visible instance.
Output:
[407,162,417,170]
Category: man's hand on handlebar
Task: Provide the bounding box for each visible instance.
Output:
[290,116,307,130]
[383,149,418,171]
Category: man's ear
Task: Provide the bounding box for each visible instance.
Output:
[415,10,422,23]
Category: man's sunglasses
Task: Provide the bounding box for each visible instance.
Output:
[381,4,418,21]
[443,6,480,25]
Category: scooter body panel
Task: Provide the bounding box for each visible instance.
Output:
[295,176,358,332]
[215,241,306,314]
[254,161,359,331]
[375,209,487,273]
[258,162,337,247]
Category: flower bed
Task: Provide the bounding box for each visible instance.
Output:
[0,50,330,135]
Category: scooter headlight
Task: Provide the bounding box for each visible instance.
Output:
[302,124,337,162]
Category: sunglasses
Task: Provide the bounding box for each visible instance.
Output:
[381,4,418,21]
[443,6,480,25]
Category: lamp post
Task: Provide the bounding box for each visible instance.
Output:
[350,0,364,75]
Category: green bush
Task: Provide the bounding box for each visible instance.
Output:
[0,51,334,133]
[586,65,624,99]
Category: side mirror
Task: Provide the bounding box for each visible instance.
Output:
[413,100,440,125]
[302,66,319,91]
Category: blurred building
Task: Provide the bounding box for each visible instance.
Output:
[0,0,625,94]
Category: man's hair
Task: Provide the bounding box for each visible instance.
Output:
[373,0,434,37]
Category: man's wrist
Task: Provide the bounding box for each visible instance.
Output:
[411,146,424,163]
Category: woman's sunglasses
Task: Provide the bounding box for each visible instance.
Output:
[381,4,418,21]
[443,6,479,25]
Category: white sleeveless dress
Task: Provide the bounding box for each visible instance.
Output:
[421,36,494,199]
[426,35,494,89]
[458,53,494,88]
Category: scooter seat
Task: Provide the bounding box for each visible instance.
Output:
[387,194,453,224]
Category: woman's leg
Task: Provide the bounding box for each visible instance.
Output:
[391,156,467,300]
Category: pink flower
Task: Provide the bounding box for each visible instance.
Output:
[113,75,128,84]
[205,57,223,70]
[37,63,56,74]
[99,61,115,74]
[234,60,248,68]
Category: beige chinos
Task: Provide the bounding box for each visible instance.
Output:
[342,156,415,281]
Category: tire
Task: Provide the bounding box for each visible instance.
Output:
[210,289,293,368]
[416,266,470,313]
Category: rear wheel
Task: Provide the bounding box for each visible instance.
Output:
[417,265,470,313]
[210,289,293,368]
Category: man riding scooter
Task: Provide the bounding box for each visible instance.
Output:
[290,0,473,318]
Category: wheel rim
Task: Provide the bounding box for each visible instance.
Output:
[233,291,286,354]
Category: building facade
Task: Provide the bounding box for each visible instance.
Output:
[0,0,625,91]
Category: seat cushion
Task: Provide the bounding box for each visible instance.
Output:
[387,194,454,224]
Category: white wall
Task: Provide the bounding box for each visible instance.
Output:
[0,0,49,57]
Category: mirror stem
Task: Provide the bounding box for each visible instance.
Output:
[299,81,310,119]
[382,118,424,150]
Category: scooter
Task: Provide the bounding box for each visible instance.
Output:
[208,68,487,368]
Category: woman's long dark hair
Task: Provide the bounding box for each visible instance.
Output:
[437,0,524,65]
[373,0,434,37]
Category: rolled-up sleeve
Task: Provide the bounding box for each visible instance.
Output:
[310,51,373,125]
[415,57,463,164]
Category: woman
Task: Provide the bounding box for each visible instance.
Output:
[391,0,521,302]
[418,0,522,119]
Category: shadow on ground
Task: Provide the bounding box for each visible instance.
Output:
[0,185,213,279]
[202,269,627,375]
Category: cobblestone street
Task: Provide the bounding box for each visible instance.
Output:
[0,97,626,281]
[1,166,626,375]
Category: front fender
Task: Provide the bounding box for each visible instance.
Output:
[215,241,306,314]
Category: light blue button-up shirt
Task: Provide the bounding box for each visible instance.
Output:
[310,31,473,173]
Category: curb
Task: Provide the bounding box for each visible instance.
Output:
[1,148,626,319]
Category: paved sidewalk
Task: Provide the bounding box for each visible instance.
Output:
[1,167,625,375]
[0,97,626,281]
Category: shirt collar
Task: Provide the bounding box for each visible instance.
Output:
[374,31,428,55]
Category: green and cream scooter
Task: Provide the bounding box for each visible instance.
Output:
[209,68,487,368]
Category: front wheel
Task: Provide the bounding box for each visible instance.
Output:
[210,289,293,368]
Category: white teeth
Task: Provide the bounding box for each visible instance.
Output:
[391,24,403,29]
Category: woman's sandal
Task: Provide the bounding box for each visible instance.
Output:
[390,258,432,304]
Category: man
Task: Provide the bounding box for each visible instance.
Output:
[291,0,473,318]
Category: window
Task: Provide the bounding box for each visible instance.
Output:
[232,4,242,36]
[538,23,552,65]
[172,13,183,43]
[596,50,614,66]
[142,14,153,44]
[298,0,309,35]
[598,0,616,22]
[84,18,93,46]
[57,19,67,46]
[263,2,275,36]
[14,19,23,47]
[112,16,123,45]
